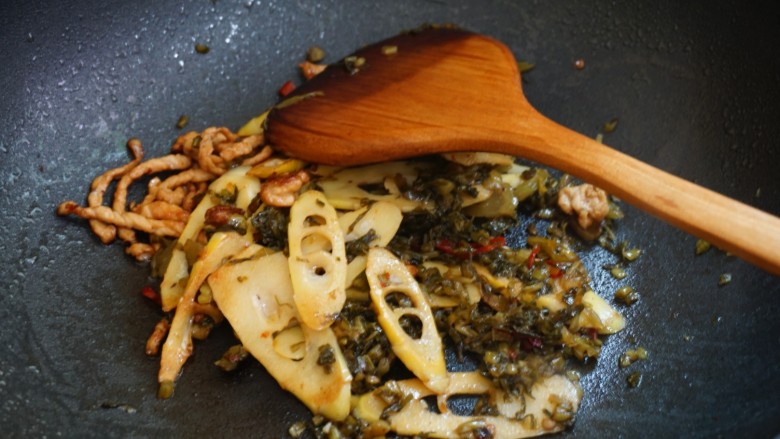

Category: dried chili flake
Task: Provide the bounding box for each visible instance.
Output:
[436,236,505,259]
[526,245,541,268]
[519,334,543,352]
[278,80,296,97]
[585,328,599,341]
[141,285,161,305]
[472,236,506,254]
[435,239,457,255]
[546,260,564,278]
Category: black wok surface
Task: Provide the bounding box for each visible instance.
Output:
[1,1,778,437]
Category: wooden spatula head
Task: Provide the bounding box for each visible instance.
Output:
[265,26,780,275]
[266,27,531,166]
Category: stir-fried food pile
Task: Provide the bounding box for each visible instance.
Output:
[58,58,634,439]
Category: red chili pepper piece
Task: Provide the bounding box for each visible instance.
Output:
[472,236,506,254]
[278,80,296,97]
[526,245,541,268]
[443,241,469,258]
[435,239,457,255]
[519,334,543,352]
[378,271,392,288]
[141,285,161,305]
[437,236,505,259]
[546,259,564,278]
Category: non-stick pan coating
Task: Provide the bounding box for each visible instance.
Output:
[1,1,778,437]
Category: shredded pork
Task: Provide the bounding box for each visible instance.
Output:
[260,169,311,207]
[57,127,272,261]
[557,183,609,230]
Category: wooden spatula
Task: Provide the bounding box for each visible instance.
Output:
[266,27,780,275]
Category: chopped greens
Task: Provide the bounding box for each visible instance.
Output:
[695,239,712,255]
[615,286,640,305]
[195,43,210,54]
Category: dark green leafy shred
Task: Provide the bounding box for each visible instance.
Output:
[288,421,307,438]
[99,402,137,413]
[330,300,395,394]
[195,43,210,54]
[150,238,176,278]
[618,347,648,368]
[176,114,189,129]
[603,118,619,133]
[213,185,238,205]
[344,229,378,261]
[695,239,712,255]
[306,45,325,62]
[214,345,249,372]
[627,371,642,388]
[157,380,174,399]
[343,55,366,74]
[609,264,628,280]
[316,344,337,374]
[621,245,642,262]
[606,201,625,220]
[250,206,289,250]
[183,239,205,267]
[381,45,398,56]
[517,60,536,74]
[615,286,639,305]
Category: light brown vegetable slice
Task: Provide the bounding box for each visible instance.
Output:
[158,232,252,397]
[317,161,428,211]
[338,201,403,246]
[288,190,347,330]
[353,372,582,438]
[209,251,352,421]
[365,248,448,393]
[159,166,260,311]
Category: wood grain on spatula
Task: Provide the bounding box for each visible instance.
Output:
[266,27,780,275]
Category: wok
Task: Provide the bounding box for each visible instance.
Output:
[1,0,778,437]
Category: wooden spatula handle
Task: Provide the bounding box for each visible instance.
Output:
[496,113,780,275]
